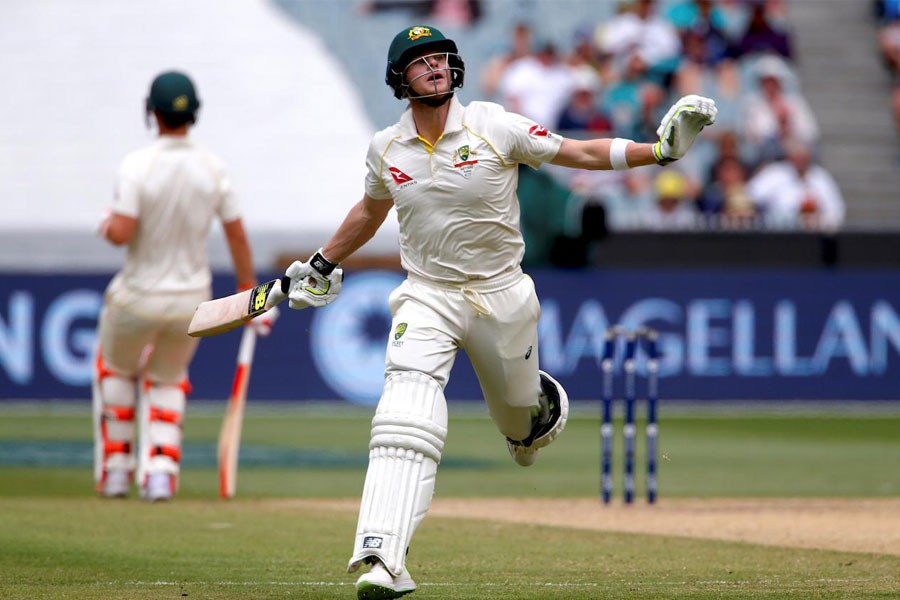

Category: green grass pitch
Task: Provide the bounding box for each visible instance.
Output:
[1,401,899,599]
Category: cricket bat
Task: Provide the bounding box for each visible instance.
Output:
[188,277,289,337]
[218,326,257,499]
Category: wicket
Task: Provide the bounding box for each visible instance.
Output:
[601,326,659,504]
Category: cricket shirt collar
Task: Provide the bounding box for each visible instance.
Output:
[397,96,465,141]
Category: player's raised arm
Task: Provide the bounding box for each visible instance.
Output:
[551,137,659,170]
[550,94,718,171]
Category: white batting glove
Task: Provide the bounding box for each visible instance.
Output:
[285,249,343,310]
[247,304,279,336]
[652,95,717,165]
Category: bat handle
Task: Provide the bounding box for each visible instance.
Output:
[265,276,291,308]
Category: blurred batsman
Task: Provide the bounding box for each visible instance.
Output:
[282,25,715,599]
[93,71,277,502]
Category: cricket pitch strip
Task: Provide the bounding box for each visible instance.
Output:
[289,497,900,556]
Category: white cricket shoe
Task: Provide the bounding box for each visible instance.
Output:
[507,370,569,467]
[355,559,416,600]
[101,470,130,498]
[142,473,173,502]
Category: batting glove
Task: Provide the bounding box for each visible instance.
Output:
[247,304,279,336]
[652,95,717,165]
[285,249,343,310]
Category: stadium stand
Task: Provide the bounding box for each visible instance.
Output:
[275,0,900,237]
[791,0,900,229]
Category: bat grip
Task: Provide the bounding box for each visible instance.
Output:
[264,276,291,308]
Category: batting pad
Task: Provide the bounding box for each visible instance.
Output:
[348,371,448,577]
[137,383,186,484]
[93,374,137,483]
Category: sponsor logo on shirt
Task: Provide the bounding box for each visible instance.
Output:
[528,124,550,137]
[389,167,417,189]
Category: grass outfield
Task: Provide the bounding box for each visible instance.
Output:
[1,401,899,599]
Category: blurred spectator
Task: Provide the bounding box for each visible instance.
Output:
[358,0,482,27]
[556,71,612,133]
[643,169,699,230]
[498,42,575,127]
[741,55,818,164]
[568,26,603,66]
[746,138,845,231]
[673,29,742,130]
[731,0,793,60]
[715,127,744,162]
[709,0,758,42]
[696,155,756,226]
[596,0,682,87]
[675,127,753,208]
[481,22,534,99]
[566,26,610,87]
[667,0,733,64]
[602,52,666,140]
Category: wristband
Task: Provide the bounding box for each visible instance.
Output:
[309,248,338,276]
[609,138,632,171]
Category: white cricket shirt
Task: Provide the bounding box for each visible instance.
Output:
[109,136,241,293]
[365,97,562,284]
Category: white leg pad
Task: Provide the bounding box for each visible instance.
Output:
[348,371,448,577]
[93,373,137,485]
[137,383,186,484]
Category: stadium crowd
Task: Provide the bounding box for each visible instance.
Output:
[480,0,846,235]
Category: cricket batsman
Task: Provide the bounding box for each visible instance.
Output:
[93,71,276,501]
[283,25,716,599]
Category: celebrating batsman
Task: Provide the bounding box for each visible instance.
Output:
[284,25,716,599]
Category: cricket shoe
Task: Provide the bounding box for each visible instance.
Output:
[356,559,416,599]
[142,473,174,502]
[100,470,130,498]
[507,370,569,467]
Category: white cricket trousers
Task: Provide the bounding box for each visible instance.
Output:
[385,268,542,441]
[96,284,208,382]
